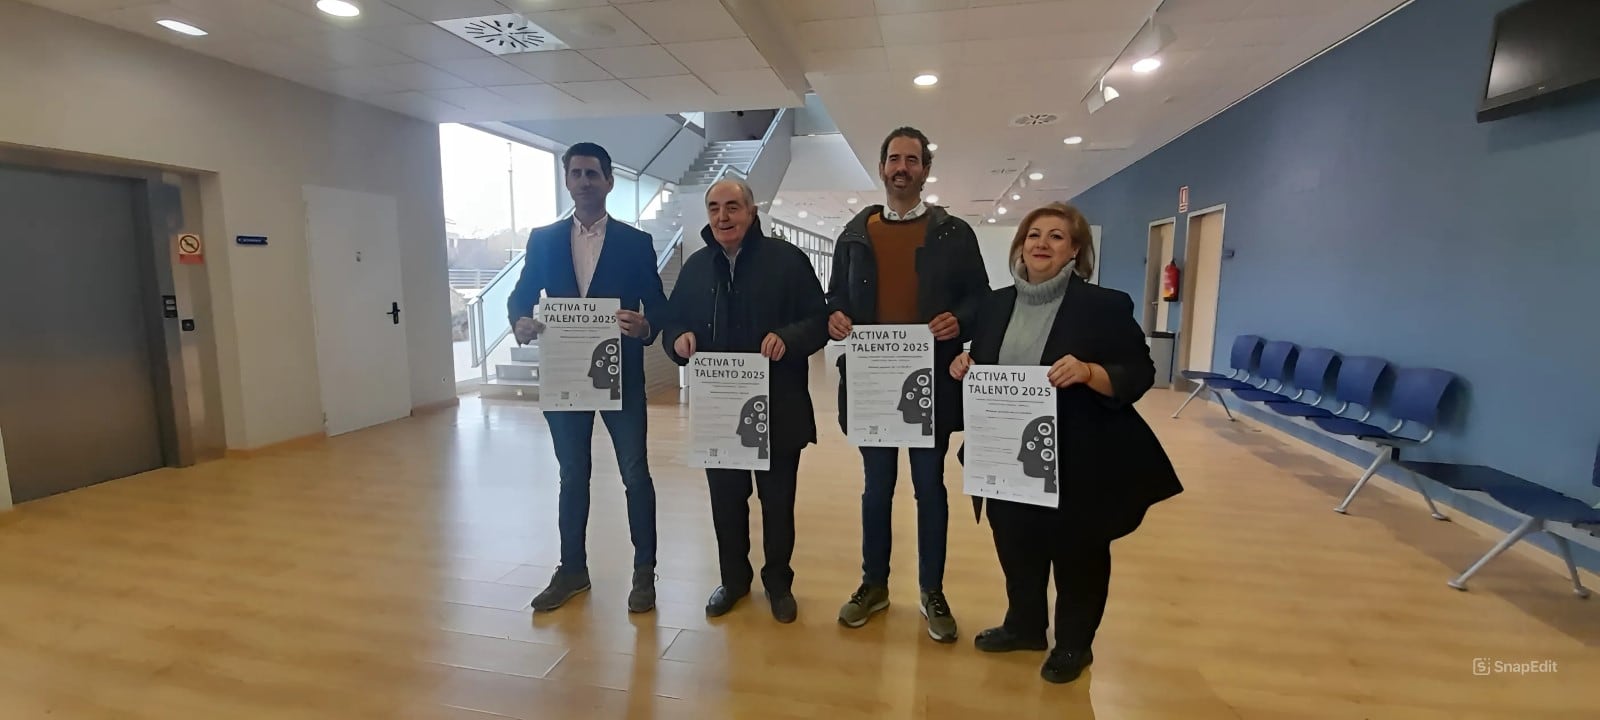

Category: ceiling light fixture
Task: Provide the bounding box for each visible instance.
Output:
[847,197,858,204]
[817,221,825,227]
[1103,85,1120,102]
[155,19,207,36]
[1028,171,1044,181]
[1063,135,1084,145]
[913,73,938,87]
[997,206,1008,215]
[927,176,938,183]
[926,194,940,204]
[1132,57,1161,74]
[928,143,938,151]
[1011,193,1021,201]
[772,198,783,206]
[797,210,808,218]
[986,217,997,224]
[316,0,362,18]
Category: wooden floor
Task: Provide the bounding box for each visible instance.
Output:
[1,365,1596,720]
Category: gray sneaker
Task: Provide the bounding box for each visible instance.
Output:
[530,566,590,612]
[837,583,890,628]
[920,590,958,643]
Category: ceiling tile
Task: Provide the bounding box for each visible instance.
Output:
[699,68,786,96]
[329,62,475,93]
[383,0,515,22]
[803,47,888,74]
[963,33,1122,64]
[501,0,610,10]
[424,86,516,110]
[487,82,571,103]
[1242,0,1339,20]
[879,10,967,46]
[553,78,647,104]
[361,23,494,62]
[268,0,420,28]
[777,0,876,23]
[1155,0,1253,24]
[92,2,245,43]
[22,0,156,16]
[364,90,463,118]
[884,42,960,72]
[1189,17,1301,48]
[617,0,744,44]
[623,73,716,102]
[873,0,967,15]
[432,57,541,85]
[664,37,766,75]
[967,1,1135,40]
[522,5,656,50]
[502,49,613,81]
[287,33,418,67]
[798,18,883,52]
[579,45,688,79]
[171,0,327,39]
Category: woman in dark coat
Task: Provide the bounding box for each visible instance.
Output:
[952,202,1182,684]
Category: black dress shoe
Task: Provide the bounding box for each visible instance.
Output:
[1041,647,1094,684]
[767,590,797,624]
[974,626,1048,653]
[627,565,656,614]
[705,585,748,617]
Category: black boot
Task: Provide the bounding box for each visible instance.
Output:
[705,585,748,617]
[1041,647,1094,684]
[628,565,656,614]
[974,626,1048,653]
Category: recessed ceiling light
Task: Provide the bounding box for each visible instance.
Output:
[997,206,1008,215]
[1028,171,1044,181]
[1011,193,1021,201]
[1132,57,1161,74]
[926,194,940,204]
[817,220,825,227]
[986,217,997,224]
[1063,135,1084,145]
[847,197,858,204]
[797,210,808,218]
[928,143,938,151]
[772,198,783,206]
[155,19,207,36]
[927,176,938,183]
[913,73,938,87]
[317,0,362,18]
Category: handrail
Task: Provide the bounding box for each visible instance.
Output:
[641,117,693,178]
[657,226,686,272]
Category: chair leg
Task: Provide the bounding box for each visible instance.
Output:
[1210,390,1236,421]
[1402,469,1449,521]
[1448,517,1540,591]
[1334,451,1389,515]
[1549,532,1592,599]
[1172,382,1206,419]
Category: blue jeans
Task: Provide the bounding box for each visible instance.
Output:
[860,432,951,591]
[544,395,656,572]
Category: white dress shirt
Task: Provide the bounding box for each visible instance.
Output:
[881,200,928,222]
[571,214,608,297]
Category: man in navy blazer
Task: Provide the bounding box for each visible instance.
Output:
[506,142,669,615]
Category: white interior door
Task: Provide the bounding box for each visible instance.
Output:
[1185,210,1226,372]
[305,185,413,436]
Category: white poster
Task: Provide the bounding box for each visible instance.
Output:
[686,352,770,470]
[962,365,1060,509]
[846,324,935,447]
[538,298,622,411]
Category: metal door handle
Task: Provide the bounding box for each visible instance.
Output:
[387,301,401,324]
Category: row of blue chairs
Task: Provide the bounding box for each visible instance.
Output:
[1174,335,1597,598]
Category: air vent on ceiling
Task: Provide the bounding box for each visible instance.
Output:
[434,14,568,55]
[1009,113,1061,127]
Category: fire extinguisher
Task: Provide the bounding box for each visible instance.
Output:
[1161,261,1181,302]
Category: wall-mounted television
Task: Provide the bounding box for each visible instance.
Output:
[1478,0,1600,122]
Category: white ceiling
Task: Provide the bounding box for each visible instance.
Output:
[23,0,804,120]
[773,0,1410,235]
[33,0,1410,236]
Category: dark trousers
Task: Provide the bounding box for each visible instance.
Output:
[707,450,801,594]
[859,432,951,591]
[986,498,1135,651]
[544,395,656,572]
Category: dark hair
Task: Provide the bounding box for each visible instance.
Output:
[879,126,933,167]
[562,142,613,180]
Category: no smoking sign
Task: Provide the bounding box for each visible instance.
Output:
[176,233,204,265]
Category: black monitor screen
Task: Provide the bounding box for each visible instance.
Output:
[1479,0,1600,122]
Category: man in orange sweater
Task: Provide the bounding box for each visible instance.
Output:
[826,127,990,643]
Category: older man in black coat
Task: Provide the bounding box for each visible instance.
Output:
[662,176,829,623]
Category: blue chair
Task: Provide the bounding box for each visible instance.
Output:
[1265,354,1384,421]
[1400,444,1599,598]
[1315,366,1456,515]
[1172,334,1264,421]
[1229,341,1298,403]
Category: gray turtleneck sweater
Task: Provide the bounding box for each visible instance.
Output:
[998,263,1072,366]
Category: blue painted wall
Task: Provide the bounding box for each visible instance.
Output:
[1074,0,1600,498]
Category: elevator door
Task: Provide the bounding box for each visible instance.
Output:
[0,165,165,502]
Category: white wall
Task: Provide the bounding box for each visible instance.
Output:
[976,225,1016,289]
[0,0,454,450]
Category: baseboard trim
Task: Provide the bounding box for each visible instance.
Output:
[224,432,327,460]
[412,397,461,415]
